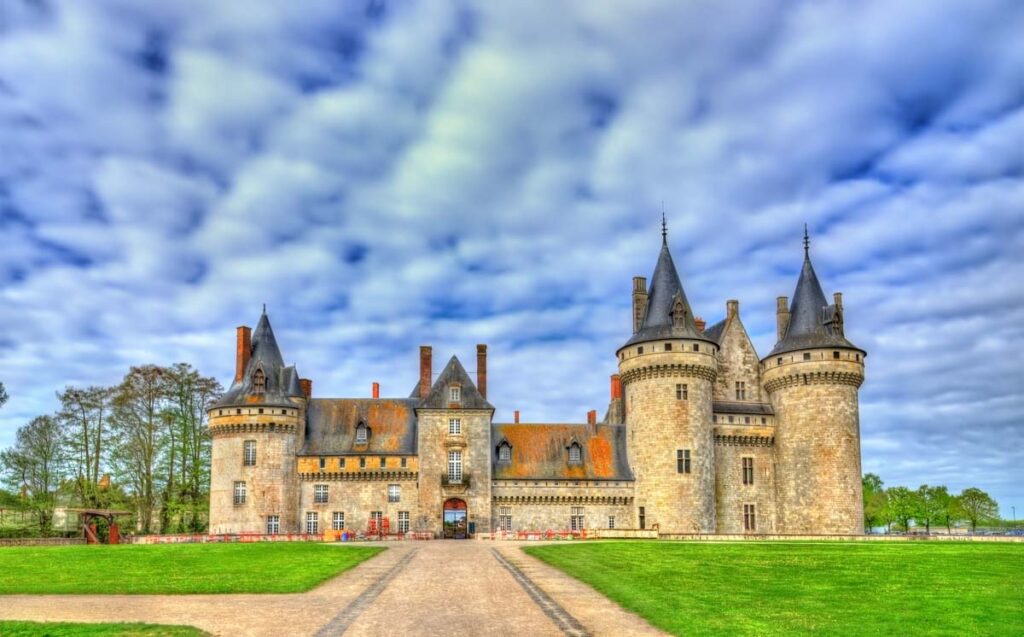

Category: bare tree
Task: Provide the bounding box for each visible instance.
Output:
[0,416,66,533]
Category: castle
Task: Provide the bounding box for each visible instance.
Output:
[208,227,866,537]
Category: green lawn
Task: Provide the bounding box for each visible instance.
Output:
[0,622,206,636]
[524,541,1024,636]
[0,543,383,594]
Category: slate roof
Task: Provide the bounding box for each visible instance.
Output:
[622,239,715,348]
[712,401,774,416]
[702,318,727,344]
[411,355,493,410]
[213,310,305,408]
[491,423,634,481]
[301,398,418,456]
[767,248,862,357]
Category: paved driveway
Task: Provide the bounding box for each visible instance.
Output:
[0,541,667,637]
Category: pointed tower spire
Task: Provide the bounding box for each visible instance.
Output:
[661,206,668,246]
[767,228,860,356]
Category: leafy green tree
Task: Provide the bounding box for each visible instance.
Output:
[0,416,66,533]
[885,486,919,532]
[915,485,951,534]
[863,474,887,531]
[956,488,998,532]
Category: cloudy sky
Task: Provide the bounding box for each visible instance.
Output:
[1,0,1022,513]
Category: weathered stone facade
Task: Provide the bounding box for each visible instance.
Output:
[208,230,866,536]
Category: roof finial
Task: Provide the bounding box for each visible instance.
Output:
[661,204,668,245]
[803,223,810,259]
[262,303,267,314]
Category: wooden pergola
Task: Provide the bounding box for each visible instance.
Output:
[66,508,132,544]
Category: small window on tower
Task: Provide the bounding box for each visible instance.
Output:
[252,368,266,394]
[664,343,672,351]
[638,346,644,355]
[803,352,811,361]
[676,384,688,400]
[833,351,840,359]
[693,343,699,352]
[777,357,782,365]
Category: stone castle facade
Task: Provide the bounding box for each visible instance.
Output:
[208,229,866,537]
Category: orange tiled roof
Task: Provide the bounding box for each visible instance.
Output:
[492,423,633,481]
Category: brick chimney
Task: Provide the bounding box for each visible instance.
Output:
[514,410,520,424]
[610,374,622,400]
[776,296,790,341]
[694,316,706,332]
[476,344,487,399]
[632,276,648,333]
[587,410,597,425]
[235,326,251,384]
[419,346,432,400]
[372,382,380,399]
[299,378,313,398]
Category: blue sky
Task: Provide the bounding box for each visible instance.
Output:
[1,0,1022,513]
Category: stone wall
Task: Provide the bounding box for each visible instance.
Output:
[491,480,634,531]
[763,350,864,534]
[712,304,763,403]
[416,409,493,535]
[298,475,420,533]
[713,427,777,533]
[619,343,717,532]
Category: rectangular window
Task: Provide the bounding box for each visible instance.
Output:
[677,449,691,474]
[448,450,462,482]
[398,511,410,533]
[370,511,383,530]
[742,457,754,485]
[833,351,840,359]
[568,444,582,464]
[332,511,345,531]
[570,507,585,531]
[266,515,280,535]
[449,418,462,435]
[735,381,746,400]
[637,346,643,354]
[306,511,319,534]
[664,343,672,351]
[498,507,512,531]
[356,426,368,444]
[388,484,401,503]
[639,507,646,530]
[233,481,246,505]
[608,516,615,529]
[243,440,256,466]
[676,383,688,400]
[400,457,407,468]
[359,457,366,468]
[803,352,811,361]
[380,457,386,468]
[744,504,756,531]
[499,445,511,462]
[693,343,699,351]
[319,456,326,471]
[314,484,329,503]
[340,457,346,469]
[450,386,461,402]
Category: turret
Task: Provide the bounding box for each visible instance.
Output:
[617,220,718,533]
[761,228,866,534]
[207,308,307,535]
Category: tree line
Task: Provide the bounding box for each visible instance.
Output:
[863,474,1002,533]
[0,365,221,535]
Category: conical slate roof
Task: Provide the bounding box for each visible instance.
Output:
[622,238,714,348]
[767,242,861,357]
[213,309,305,407]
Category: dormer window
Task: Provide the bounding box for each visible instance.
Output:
[355,422,369,445]
[568,442,582,465]
[449,385,461,402]
[252,368,266,394]
[497,441,512,463]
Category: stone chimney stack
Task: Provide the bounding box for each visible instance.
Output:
[833,292,843,310]
[727,299,739,319]
[587,410,597,425]
[632,276,648,333]
[235,326,251,384]
[419,346,432,400]
[299,378,313,398]
[776,296,790,341]
[476,344,487,399]
[514,410,520,424]
[610,374,622,400]
[372,382,380,399]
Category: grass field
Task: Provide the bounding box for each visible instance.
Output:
[524,541,1024,636]
[0,622,206,636]
[0,543,383,595]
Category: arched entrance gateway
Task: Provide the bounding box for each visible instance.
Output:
[443,498,468,539]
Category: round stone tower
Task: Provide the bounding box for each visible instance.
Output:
[618,230,718,533]
[207,309,308,535]
[762,232,866,534]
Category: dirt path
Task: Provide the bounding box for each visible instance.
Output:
[0,541,669,637]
